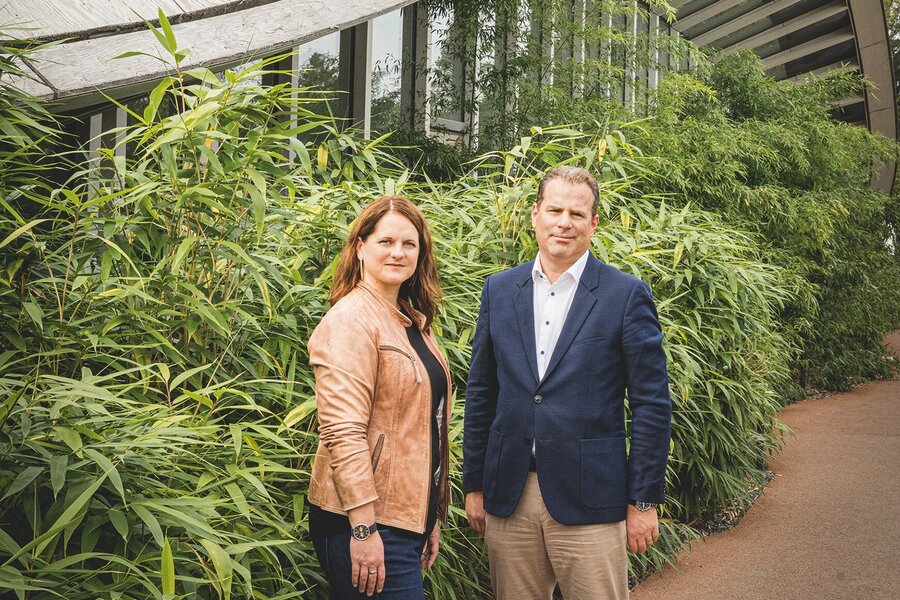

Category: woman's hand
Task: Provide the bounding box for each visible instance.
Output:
[420,522,440,570]
[350,532,385,596]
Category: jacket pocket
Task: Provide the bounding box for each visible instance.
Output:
[378,344,422,383]
[572,334,607,346]
[580,437,627,508]
[371,432,385,472]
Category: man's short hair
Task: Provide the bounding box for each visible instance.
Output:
[537,166,600,215]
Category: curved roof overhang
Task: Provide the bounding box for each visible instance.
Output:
[1,0,414,110]
[668,0,897,191]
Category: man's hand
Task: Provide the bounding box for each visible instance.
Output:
[465,491,486,534]
[626,504,660,554]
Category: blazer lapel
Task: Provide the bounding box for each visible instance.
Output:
[540,256,600,384]
[516,267,540,386]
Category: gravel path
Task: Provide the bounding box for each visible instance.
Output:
[631,333,900,600]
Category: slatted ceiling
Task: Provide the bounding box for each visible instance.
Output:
[832,101,867,123]
[680,0,767,40]
[669,0,895,189]
[677,0,745,31]
[673,0,722,16]
[766,30,855,69]
[724,3,848,52]
[689,0,800,47]
[771,40,857,80]
[753,13,851,60]
[785,60,858,81]
[833,94,865,107]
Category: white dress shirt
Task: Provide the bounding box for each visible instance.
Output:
[532,250,590,380]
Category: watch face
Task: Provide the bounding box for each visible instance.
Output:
[352,524,370,541]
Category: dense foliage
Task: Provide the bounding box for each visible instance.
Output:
[629,51,900,390]
[1,16,897,600]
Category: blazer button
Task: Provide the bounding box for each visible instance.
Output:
[534,394,543,404]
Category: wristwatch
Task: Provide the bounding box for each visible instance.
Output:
[351,522,378,541]
[630,500,656,512]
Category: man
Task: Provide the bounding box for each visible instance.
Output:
[463,166,672,599]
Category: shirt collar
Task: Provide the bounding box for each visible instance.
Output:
[531,250,590,286]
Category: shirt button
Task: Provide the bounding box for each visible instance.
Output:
[540,350,545,355]
[545,321,550,325]
[534,395,543,404]
[551,292,555,296]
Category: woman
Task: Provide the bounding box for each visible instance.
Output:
[307,195,451,599]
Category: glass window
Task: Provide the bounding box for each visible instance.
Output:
[297,32,342,120]
[429,8,465,125]
[371,10,404,134]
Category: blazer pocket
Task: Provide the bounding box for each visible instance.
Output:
[580,437,627,508]
[572,334,607,346]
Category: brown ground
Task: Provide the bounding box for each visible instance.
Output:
[631,333,900,600]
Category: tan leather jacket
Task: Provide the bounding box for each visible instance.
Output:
[307,281,452,534]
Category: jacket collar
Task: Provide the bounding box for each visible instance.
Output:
[357,280,426,330]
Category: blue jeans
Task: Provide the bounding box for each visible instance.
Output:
[311,525,427,600]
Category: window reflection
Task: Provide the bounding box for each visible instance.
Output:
[430,8,465,125]
[297,32,343,121]
[371,10,404,134]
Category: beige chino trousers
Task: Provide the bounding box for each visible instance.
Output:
[484,472,628,600]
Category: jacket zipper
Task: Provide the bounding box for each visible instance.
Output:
[378,344,423,383]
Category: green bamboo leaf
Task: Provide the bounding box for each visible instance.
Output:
[22,301,42,331]
[143,76,174,124]
[0,219,47,249]
[281,398,316,430]
[49,455,67,498]
[0,529,22,556]
[224,483,251,519]
[109,509,129,540]
[141,502,223,540]
[199,539,233,600]
[83,448,125,502]
[229,424,242,459]
[292,494,305,525]
[1,466,43,501]
[157,8,177,55]
[29,473,107,558]
[132,504,164,546]
[170,364,213,389]
[227,466,270,500]
[170,235,198,276]
[162,537,176,595]
[54,427,82,455]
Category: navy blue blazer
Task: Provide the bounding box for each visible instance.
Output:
[462,254,672,525]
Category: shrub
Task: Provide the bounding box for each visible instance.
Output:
[631,51,900,390]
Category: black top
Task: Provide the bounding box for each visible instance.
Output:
[309,321,447,539]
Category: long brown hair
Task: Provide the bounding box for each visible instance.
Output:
[329,195,442,327]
